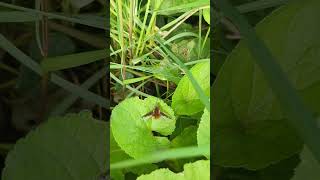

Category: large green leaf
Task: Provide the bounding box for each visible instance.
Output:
[110,128,157,180]
[111,96,176,159]
[213,0,320,169]
[2,111,107,180]
[137,160,210,180]
[172,62,210,116]
[216,154,299,180]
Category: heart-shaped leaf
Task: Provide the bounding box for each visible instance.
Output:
[111,96,176,159]
[213,0,320,169]
[172,62,210,116]
[2,111,107,180]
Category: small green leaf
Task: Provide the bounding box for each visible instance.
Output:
[172,62,210,115]
[202,9,210,25]
[138,168,183,180]
[197,109,210,158]
[172,126,197,148]
[152,59,182,84]
[123,76,152,85]
[2,111,107,180]
[137,160,210,180]
[170,116,198,139]
[171,39,198,62]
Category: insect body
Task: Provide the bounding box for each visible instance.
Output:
[143,105,169,119]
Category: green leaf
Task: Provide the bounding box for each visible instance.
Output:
[291,146,320,180]
[137,160,210,180]
[172,62,210,116]
[203,9,210,24]
[171,39,198,62]
[110,128,128,180]
[172,126,197,148]
[138,168,183,180]
[110,126,157,180]
[197,109,209,158]
[216,154,299,180]
[170,116,198,139]
[170,126,199,171]
[123,76,152,85]
[152,59,182,84]
[155,0,209,15]
[111,96,176,159]
[213,0,320,169]
[2,111,107,180]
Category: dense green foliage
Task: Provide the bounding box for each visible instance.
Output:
[110,0,210,179]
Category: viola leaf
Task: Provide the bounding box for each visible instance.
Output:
[111,96,176,159]
[197,109,210,158]
[203,8,210,25]
[172,62,210,116]
[213,0,320,169]
[137,160,210,180]
[2,111,107,180]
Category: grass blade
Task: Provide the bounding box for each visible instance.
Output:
[110,145,209,170]
[50,68,106,116]
[41,49,106,72]
[123,75,152,85]
[0,2,107,29]
[156,0,209,14]
[0,11,40,22]
[237,0,289,13]
[110,73,150,97]
[0,34,108,108]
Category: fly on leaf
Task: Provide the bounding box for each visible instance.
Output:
[143,104,169,119]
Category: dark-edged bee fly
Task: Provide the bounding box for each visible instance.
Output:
[142,104,169,119]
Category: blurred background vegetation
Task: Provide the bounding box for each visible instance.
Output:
[0,0,108,175]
